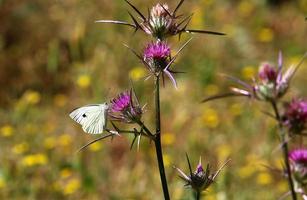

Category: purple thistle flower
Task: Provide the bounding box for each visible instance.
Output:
[109,90,143,123]
[202,51,307,103]
[283,99,307,135]
[144,41,171,73]
[96,0,225,40]
[258,63,278,83]
[289,149,307,187]
[144,41,171,61]
[123,39,191,89]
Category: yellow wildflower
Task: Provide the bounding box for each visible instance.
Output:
[129,67,146,81]
[238,1,254,17]
[12,143,29,155]
[257,28,274,43]
[202,108,219,128]
[162,132,175,146]
[204,84,219,96]
[23,90,41,105]
[63,178,81,195]
[60,168,73,179]
[76,74,91,89]
[0,177,5,189]
[241,65,255,80]
[59,134,72,147]
[1,125,14,137]
[89,142,103,152]
[256,172,272,185]
[21,153,48,167]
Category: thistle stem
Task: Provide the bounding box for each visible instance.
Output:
[271,100,297,200]
[154,76,170,200]
[196,190,201,200]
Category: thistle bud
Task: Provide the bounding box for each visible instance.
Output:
[258,63,278,83]
[174,156,229,194]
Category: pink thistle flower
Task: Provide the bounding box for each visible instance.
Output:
[109,90,143,123]
[283,99,307,135]
[289,149,307,187]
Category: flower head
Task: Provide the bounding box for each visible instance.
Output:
[96,0,225,40]
[144,41,171,73]
[109,90,143,123]
[283,99,307,135]
[258,63,278,83]
[289,149,307,187]
[174,155,229,193]
[202,52,307,103]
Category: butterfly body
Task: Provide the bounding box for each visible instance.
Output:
[69,103,108,134]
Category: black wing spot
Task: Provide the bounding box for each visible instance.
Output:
[82,114,87,118]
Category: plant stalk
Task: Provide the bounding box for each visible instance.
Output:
[154,76,170,200]
[271,100,297,200]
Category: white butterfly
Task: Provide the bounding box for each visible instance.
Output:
[69,103,109,134]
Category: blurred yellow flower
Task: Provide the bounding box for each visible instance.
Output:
[76,75,91,89]
[204,84,219,96]
[256,172,272,185]
[202,108,219,128]
[129,66,146,81]
[60,168,73,179]
[162,132,175,146]
[63,178,81,195]
[89,142,103,152]
[229,103,243,116]
[0,177,5,189]
[238,1,254,17]
[277,181,288,193]
[163,154,171,167]
[59,134,72,147]
[217,144,231,161]
[241,65,256,80]
[23,90,41,105]
[53,94,68,107]
[44,136,56,149]
[257,28,274,43]
[238,164,256,179]
[12,142,29,155]
[21,153,48,167]
[1,125,14,137]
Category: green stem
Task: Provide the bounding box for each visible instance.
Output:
[271,101,297,200]
[154,76,170,200]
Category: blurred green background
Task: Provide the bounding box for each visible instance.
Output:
[0,0,306,199]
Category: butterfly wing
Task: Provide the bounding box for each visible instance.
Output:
[69,103,108,134]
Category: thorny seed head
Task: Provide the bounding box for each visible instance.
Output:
[289,149,307,187]
[174,156,230,193]
[96,0,225,41]
[283,99,307,135]
[109,90,143,123]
